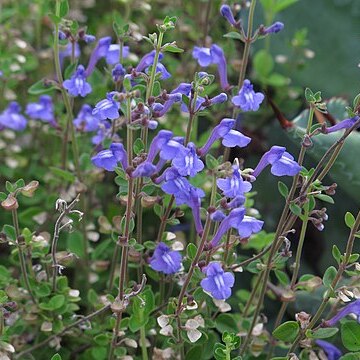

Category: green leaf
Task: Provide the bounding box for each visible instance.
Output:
[342,321,360,351]
[129,288,155,332]
[133,138,145,155]
[215,314,238,333]
[273,321,299,342]
[187,243,197,260]
[49,167,76,183]
[306,327,338,339]
[28,79,56,95]
[340,352,360,360]
[49,295,66,310]
[206,154,218,170]
[345,212,356,229]
[162,44,184,53]
[323,266,337,287]
[277,181,289,198]
[67,231,85,258]
[273,0,299,13]
[59,0,69,17]
[214,343,226,360]
[51,354,62,360]
[254,50,274,78]
[223,32,243,40]
[185,345,203,360]
[315,194,334,204]
[332,245,342,264]
[289,203,302,217]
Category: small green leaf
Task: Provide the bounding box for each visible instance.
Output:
[277,181,289,198]
[273,321,299,342]
[345,212,356,229]
[289,203,302,217]
[162,44,184,53]
[187,243,197,260]
[315,194,334,204]
[306,327,339,339]
[49,295,66,310]
[332,245,342,264]
[59,0,69,17]
[339,352,360,360]
[28,79,56,95]
[341,321,360,351]
[51,354,62,360]
[215,314,238,333]
[206,154,218,170]
[223,32,243,40]
[323,266,337,287]
[133,138,145,155]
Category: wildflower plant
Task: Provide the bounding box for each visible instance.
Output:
[0,1,359,360]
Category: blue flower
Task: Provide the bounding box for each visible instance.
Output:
[59,43,80,68]
[220,5,237,27]
[106,44,130,64]
[147,130,174,162]
[83,34,96,43]
[136,50,163,72]
[261,22,285,35]
[92,92,120,120]
[199,118,251,155]
[112,64,126,82]
[91,121,112,145]
[252,146,301,177]
[131,162,157,178]
[324,299,360,327]
[172,142,204,177]
[85,36,112,77]
[150,242,182,274]
[0,102,27,131]
[152,93,182,117]
[63,65,92,97]
[217,165,252,198]
[232,79,265,112]
[188,186,205,234]
[91,143,128,171]
[210,45,230,90]
[210,208,263,246]
[315,340,342,360]
[26,95,54,122]
[192,47,213,67]
[323,116,360,134]
[200,262,235,300]
[146,63,171,80]
[170,83,205,113]
[73,104,99,132]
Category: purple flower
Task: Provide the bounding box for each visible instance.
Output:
[209,93,228,105]
[192,47,213,67]
[210,44,230,90]
[136,50,163,72]
[150,242,182,274]
[220,5,237,27]
[92,92,120,120]
[200,262,235,300]
[211,210,226,222]
[232,79,265,112]
[83,34,96,43]
[315,340,342,360]
[112,64,126,82]
[261,22,285,35]
[73,104,99,132]
[170,83,205,113]
[227,195,246,209]
[85,36,112,77]
[26,95,54,122]
[188,186,205,234]
[131,162,157,178]
[159,137,184,161]
[0,102,27,131]
[323,116,360,134]
[106,44,130,64]
[91,142,128,171]
[63,65,92,97]
[91,120,112,145]
[252,146,301,177]
[199,118,251,155]
[152,93,182,117]
[59,43,80,68]
[172,142,204,177]
[324,299,360,327]
[211,209,263,247]
[147,130,174,162]
[146,63,171,80]
[217,165,252,198]
[58,30,67,40]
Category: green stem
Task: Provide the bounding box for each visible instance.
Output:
[140,326,149,360]
[288,209,360,354]
[12,209,36,304]
[242,270,265,317]
[185,90,198,145]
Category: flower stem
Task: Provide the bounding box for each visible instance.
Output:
[140,325,149,360]
[12,209,36,304]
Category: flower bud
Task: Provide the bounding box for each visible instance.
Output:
[1,195,18,211]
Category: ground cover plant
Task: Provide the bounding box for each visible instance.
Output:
[0,0,359,359]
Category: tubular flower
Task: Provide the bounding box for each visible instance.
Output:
[322,116,360,134]
[26,95,54,122]
[0,102,27,131]
[210,44,230,90]
[172,142,204,177]
[91,143,128,171]
[199,118,251,155]
[150,242,182,275]
[63,65,92,97]
[85,36,112,77]
[200,262,235,300]
[73,104,99,132]
[220,5,237,27]
[92,92,120,120]
[324,299,360,327]
[106,44,130,64]
[315,340,342,360]
[261,21,285,35]
[232,79,264,112]
[217,165,252,198]
[252,146,301,177]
